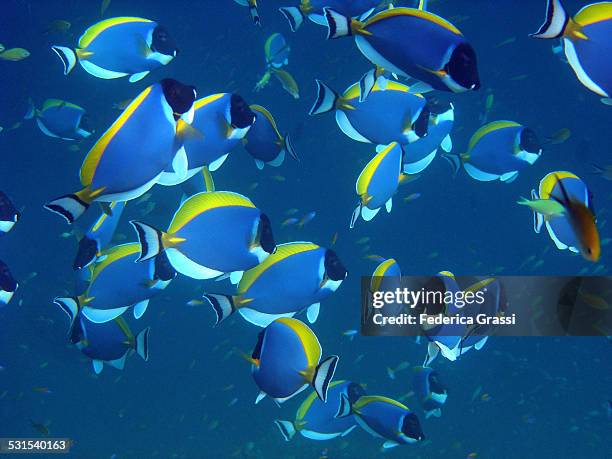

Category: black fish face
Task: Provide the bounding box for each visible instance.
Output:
[401,413,425,442]
[79,114,94,135]
[425,96,451,115]
[230,94,256,129]
[151,25,178,57]
[73,236,98,271]
[161,78,196,116]
[520,128,542,154]
[154,251,177,282]
[0,259,17,292]
[428,372,447,396]
[0,190,19,221]
[252,329,266,361]
[447,43,480,91]
[413,105,430,138]
[346,382,366,404]
[258,213,276,255]
[324,249,347,282]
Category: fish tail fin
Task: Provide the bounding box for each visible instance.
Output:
[249,1,261,26]
[283,133,300,162]
[24,98,36,120]
[202,293,237,325]
[324,8,353,39]
[529,0,568,39]
[53,297,80,335]
[335,392,353,418]
[441,153,461,177]
[274,420,296,441]
[312,355,339,402]
[279,6,304,32]
[590,162,604,174]
[358,68,377,102]
[309,80,339,115]
[129,221,167,262]
[530,189,544,233]
[44,188,98,223]
[51,46,78,75]
[135,327,150,361]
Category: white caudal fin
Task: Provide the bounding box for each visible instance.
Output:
[358,68,377,103]
[324,8,351,39]
[249,3,261,26]
[135,327,150,361]
[335,392,352,418]
[312,355,339,402]
[202,294,236,325]
[279,7,304,32]
[531,189,544,234]
[274,420,296,441]
[130,221,164,262]
[309,80,339,115]
[350,203,361,229]
[53,297,79,333]
[441,153,461,177]
[284,133,300,162]
[530,0,568,39]
[44,194,89,224]
[51,46,77,75]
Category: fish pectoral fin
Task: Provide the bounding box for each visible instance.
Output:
[176,119,203,141]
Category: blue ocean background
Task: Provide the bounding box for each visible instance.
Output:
[1,0,611,457]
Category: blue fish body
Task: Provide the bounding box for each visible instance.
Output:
[265,33,290,68]
[36,99,92,141]
[464,121,541,183]
[338,82,426,145]
[72,314,133,362]
[412,366,448,418]
[244,105,286,165]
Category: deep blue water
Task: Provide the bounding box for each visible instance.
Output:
[1,0,611,458]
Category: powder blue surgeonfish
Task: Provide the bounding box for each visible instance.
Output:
[274,380,365,441]
[367,258,404,325]
[55,300,149,375]
[44,79,197,224]
[26,99,93,141]
[243,105,299,169]
[73,201,126,271]
[531,171,595,255]
[233,0,261,26]
[0,190,20,233]
[445,121,542,183]
[158,93,256,185]
[336,394,425,449]
[204,241,347,327]
[279,0,379,32]
[55,242,176,324]
[265,33,290,68]
[51,17,178,82]
[244,317,339,404]
[323,5,480,93]
[402,102,454,174]
[531,0,612,105]
[412,366,448,419]
[310,80,429,146]
[351,142,406,227]
[0,259,18,306]
[130,191,276,281]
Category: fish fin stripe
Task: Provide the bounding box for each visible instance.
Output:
[81,85,153,186]
[574,2,612,26]
[277,318,322,369]
[468,121,521,152]
[358,69,377,102]
[335,392,352,418]
[279,7,304,32]
[51,46,77,75]
[203,294,235,325]
[366,7,461,35]
[530,0,569,39]
[90,242,140,284]
[44,193,90,224]
[309,80,339,116]
[79,17,153,49]
[193,93,226,110]
[130,221,163,262]
[169,191,255,233]
[53,297,79,333]
[353,395,409,411]
[356,142,400,196]
[274,420,296,441]
[135,327,150,361]
[238,241,319,294]
[313,355,339,402]
[284,134,300,162]
[538,171,578,199]
[250,104,281,137]
[324,8,352,39]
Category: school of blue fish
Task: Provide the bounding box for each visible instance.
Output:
[0,0,609,451]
